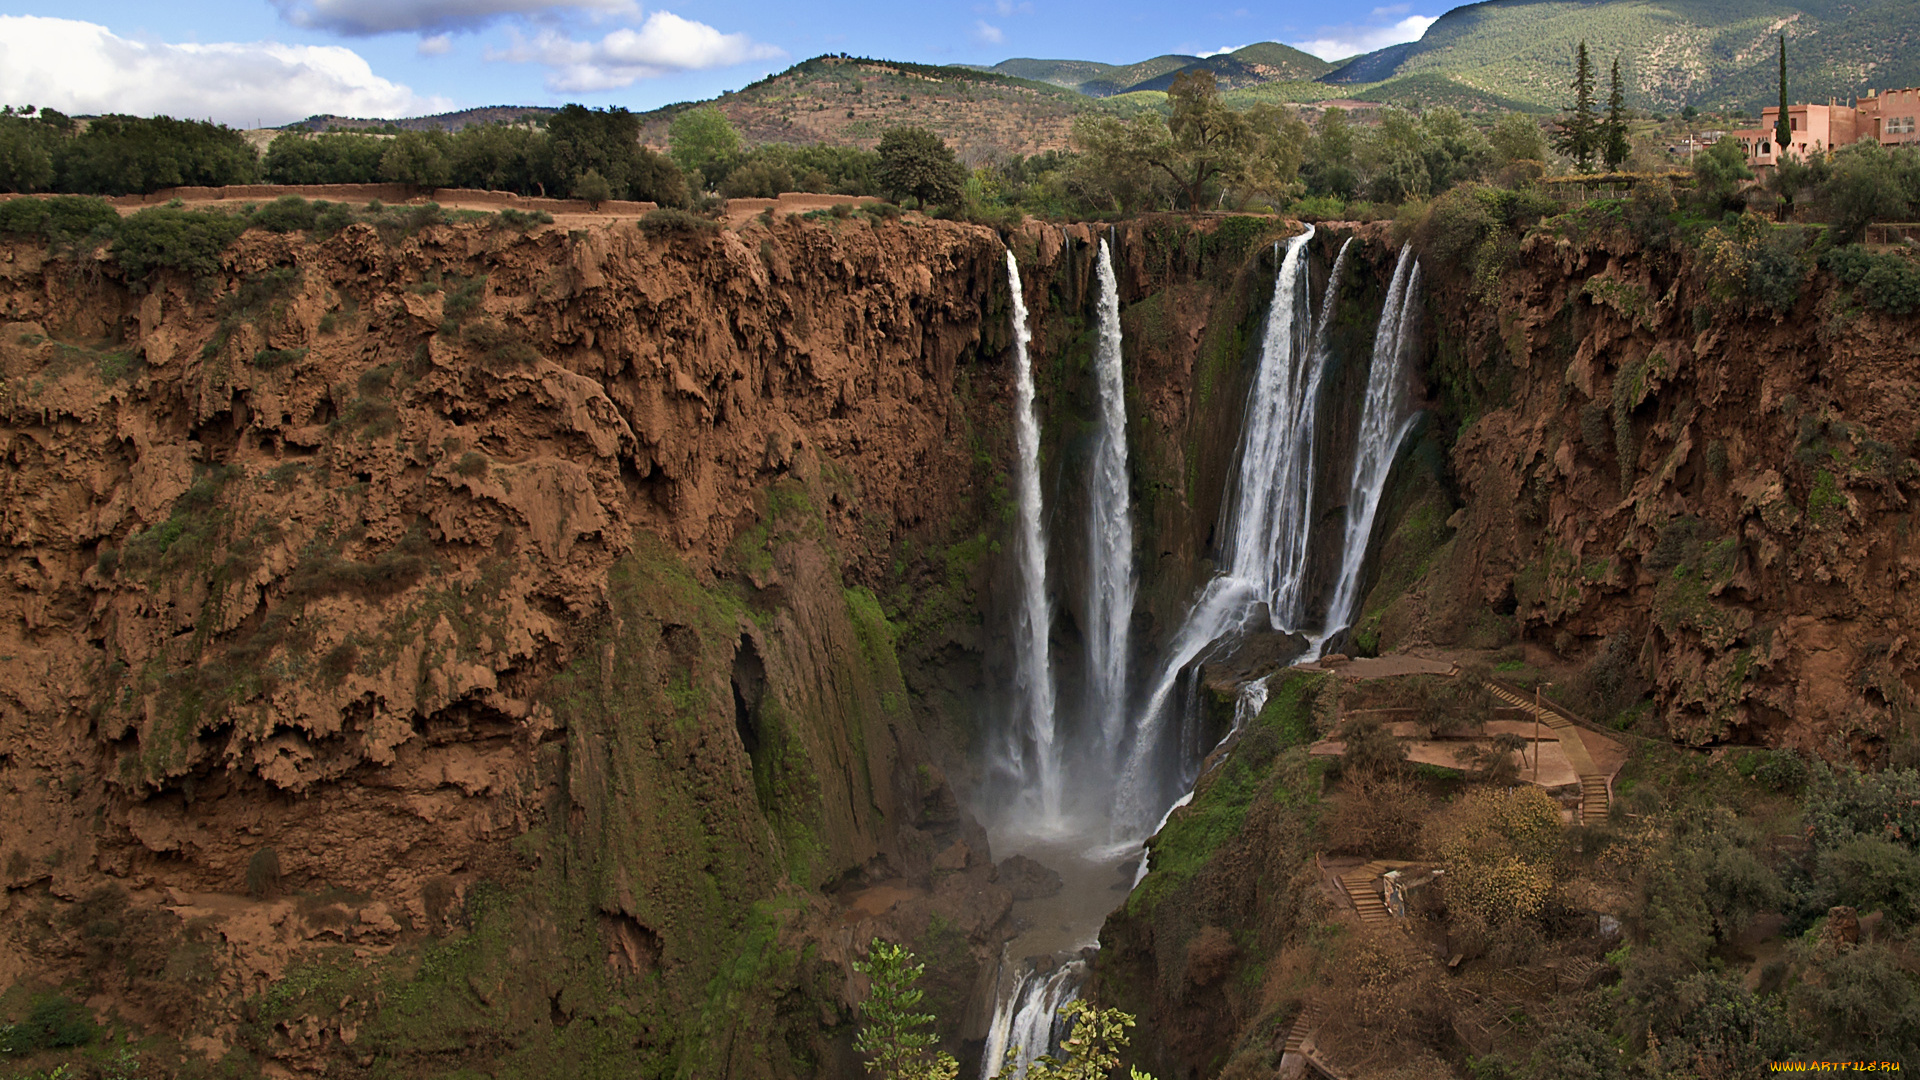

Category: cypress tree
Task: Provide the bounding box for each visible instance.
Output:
[1604,58,1632,170]
[1553,41,1600,172]
[1775,34,1792,154]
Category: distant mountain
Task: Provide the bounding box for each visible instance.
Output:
[985,43,1333,97]
[290,0,1920,166]
[634,55,1110,161]
[1320,0,1920,112]
[286,105,558,132]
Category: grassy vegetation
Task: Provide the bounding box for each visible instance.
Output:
[1131,671,1327,916]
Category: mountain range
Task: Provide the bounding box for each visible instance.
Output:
[293,0,1920,158]
[975,0,1920,111]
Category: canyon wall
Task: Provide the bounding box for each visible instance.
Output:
[0,208,1306,1075]
[3,199,1913,1077]
[0,212,1024,1075]
[1099,219,1920,1078]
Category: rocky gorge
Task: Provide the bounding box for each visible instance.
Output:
[0,195,1915,1077]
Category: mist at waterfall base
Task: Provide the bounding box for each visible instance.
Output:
[978,232,1422,1077]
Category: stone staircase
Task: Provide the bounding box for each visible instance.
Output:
[1282,1001,1327,1056]
[1482,681,1612,825]
[1338,861,1396,929]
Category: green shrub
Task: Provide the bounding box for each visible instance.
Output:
[460,321,539,369]
[638,207,720,236]
[251,347,306,370]
[0,994,97,1054]
[1754,747,1808,791]
[1859,254,1920,315]
[313,200,356,237]
[249,195,318,233]
[1821,243,1920,314]
[1822,243,1875,286]
[0,195,120,241]
[491,207,551,230]
[111,205,247,284]
[1746,229,1807,313]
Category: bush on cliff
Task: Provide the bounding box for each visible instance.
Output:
[110,205,248,285]
[0,194,119,242]
[1822,243,1920,315]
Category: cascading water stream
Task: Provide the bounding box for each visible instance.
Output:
[1001,250,1063,825]
[981,956,1089,1078]
[1111,226,1324,836]
[1318,244,1423,647]
[1086,239,1135,760]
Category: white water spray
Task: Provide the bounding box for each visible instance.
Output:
[1002,251,1062,824]
[1319,244,1423,646]
[1086,239,1135,758]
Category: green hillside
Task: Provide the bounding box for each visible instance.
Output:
[988,42,1331,97]
[1325,0,1920,112]
[1227,42,1339,79]
[987,54,1199,96]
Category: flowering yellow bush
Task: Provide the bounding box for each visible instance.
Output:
[1427,786,1563,924]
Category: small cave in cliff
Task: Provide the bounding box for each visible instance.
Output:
[597,911,663,977]
[732,634,768,776]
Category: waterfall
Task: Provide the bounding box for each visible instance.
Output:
[1221,226,1336,633]
[1086,239,1135,759]
[1002,250,1062,824]
[1319,244,1422,645]
[1111,227,1321,835]
[982,956,1089,1078]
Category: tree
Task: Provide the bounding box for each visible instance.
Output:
[1358,109,1432,202]
[544,104,642,200]
[1302,107,1359,198]
[378,130,452,188]
[0,116,55,193]
[1692,135,1754,213]
[875,127,965,208]
[1070,113,1178,213]
[1821,141,1916,242]
[1553,41,1600,172]
[853,939,957,1080]
[573,168,613,209]
[1775,35,1791,156]
[1161,71,1255,210]
[1417,107,1493,194]
[1768,153,1812,221]
[1022,1000,1157,1080]
[55,115,257,195]
[1425,786,1562,925]
[1489,112,1546,171]
[668,106,741,191]
[1602,58,1632,170]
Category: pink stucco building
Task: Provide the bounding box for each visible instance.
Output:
[1733,88,1920,167]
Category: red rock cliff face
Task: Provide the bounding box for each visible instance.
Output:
[1368,228,1920,755]
[0,213,1045,1073]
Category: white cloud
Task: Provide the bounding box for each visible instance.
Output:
[416,33,454,55]
[0,15,449,127]
[973,20,1005,44]
[488,12,784,92]
[1196,43,1248,58]
[272,0,637,36]
[1294,13,1438,61]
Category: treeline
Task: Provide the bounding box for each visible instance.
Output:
[0,105,691,205]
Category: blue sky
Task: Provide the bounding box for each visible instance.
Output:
[0,0,1442,127]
